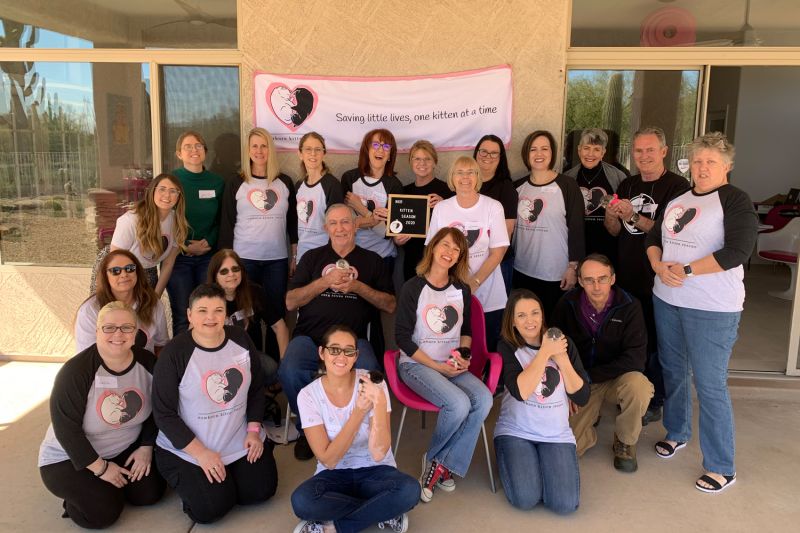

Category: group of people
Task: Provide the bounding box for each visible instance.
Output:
[40,124,757,531]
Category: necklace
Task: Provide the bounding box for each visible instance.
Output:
[579,165,604,186]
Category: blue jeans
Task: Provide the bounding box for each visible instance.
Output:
[278,336,380,432]
[291,466,418,533]
[494,435,579,514]
[653,296,740,475]
[167,253,213,335]
[398,361,492,477]
[241,257,288,321]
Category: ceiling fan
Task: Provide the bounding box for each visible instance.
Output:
[140,0,236,46]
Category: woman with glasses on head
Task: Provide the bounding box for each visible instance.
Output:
[513,130,585,317]
[395,140,453,281]
[295,132,343,264]
[494,289,589,514]
[76,249,168,355]
[426,157,510,352]
[167,131,225,335]
[291,325,418,533]
[40,301,165,529]
[218,127,294,356]
[473,134,518,293]
[110,173,188,296]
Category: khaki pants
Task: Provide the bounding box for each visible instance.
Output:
[569,371,654,456]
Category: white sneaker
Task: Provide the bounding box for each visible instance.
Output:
[293,520,325,533]
[378,513,409,532]
[436,467,456,492]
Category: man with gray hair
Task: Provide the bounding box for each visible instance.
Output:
[604,126,690,425]
[279,203,395,460]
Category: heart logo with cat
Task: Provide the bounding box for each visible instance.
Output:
[664,205,698,235]
[534,364,562,403]
[297,199,314,223]
[449,222,481,248]
[582,187,607,214]
[267,82,317,132]
[518,197,544,224]
[249,189,279,212]
[97,389,144,427]
[423,304,459,334]
[204,367,244,405]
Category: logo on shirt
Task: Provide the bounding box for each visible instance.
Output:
[96,389,144,427]
[534,365,562,403]
[518,197,544,224]
[297,199,314,223]
[248,189,279,212]
[623,193,656,235]
[664,205,698,235]
[581,186,608,215]
[423,304,460,335]
[448,222,481,247]
[204,367,244,405]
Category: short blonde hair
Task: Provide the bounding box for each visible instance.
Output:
[96,301,137,329]
[445,156,482,192]
[687,132,735,169]
[409,140,438,165]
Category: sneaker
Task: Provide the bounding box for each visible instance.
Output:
[642,406,663,426]
[437,467,456,492]
[612,434,638,473]
[420,459,447,502]
[378,513,409,532]
[294,434,314,461]
[292,520,325,533]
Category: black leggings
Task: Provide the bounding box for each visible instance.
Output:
[155,441,278,524]
[512,270,565,318]
[39,441,166,529]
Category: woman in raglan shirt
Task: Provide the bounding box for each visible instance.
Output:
[426,156,510,351]
[75,249,169,355]
[40,302,165,529]
[152,284,277,524]
[291,325,418,533]
[513,130,585,317]
[396,227,492,504]
[494,289,589,514]
[295,131,344,263]
[110,172,188,295]
[167,130,225,335]
[218,127,295,353]
[646,132,757,494]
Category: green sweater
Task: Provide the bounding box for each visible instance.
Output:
[172,167,225,248]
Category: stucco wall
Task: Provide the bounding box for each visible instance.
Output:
[240,0,570,181]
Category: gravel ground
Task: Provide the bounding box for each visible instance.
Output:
[1,210,97,266]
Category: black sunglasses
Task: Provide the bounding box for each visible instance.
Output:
[107,264,137,276]
[219,266,242,276]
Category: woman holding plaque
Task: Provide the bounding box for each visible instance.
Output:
[426,156,509,351]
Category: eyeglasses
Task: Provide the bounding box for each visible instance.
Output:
[324,346,359,357]
[218,266,241,276]
[100,324,137,334]
[370,142,392,152]
[107,264,137,276]
[477,149,500,159]
[302,147,324,155]
[181,143,204,152]
[580,275,612,285]
[412,157,433,164]
[455,169,478,177]
[155,186,180,197]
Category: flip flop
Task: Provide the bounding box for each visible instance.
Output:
[654,440,686,458]
[695,473,736,493]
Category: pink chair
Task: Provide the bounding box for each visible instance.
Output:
[383,296,502,492]
[758,217,800,300]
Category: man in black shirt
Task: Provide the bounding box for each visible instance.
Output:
[278,204,395,460]
[604,126,690,426]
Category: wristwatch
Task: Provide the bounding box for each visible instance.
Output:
[629,212,640,225]
[683,263,694,277]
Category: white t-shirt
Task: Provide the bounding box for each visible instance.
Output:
[233,176,291,261]
[426,195,509,312]
[111,210,177,269]
[75,296,169,353]
[297,369,395,474]
[513,179,569,281]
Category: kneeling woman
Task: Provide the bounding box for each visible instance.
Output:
[152,284,277,524]
[291,325,418,533]
[395,227,493,503]
[494,289,589,514]
[39,301,165,529]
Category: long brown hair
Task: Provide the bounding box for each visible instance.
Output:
[500,289,548,349]
[133,173,188,259]
[207,249,255,327]
[357,128,397,178]
[89,249,158,326]
[416,227,470,285]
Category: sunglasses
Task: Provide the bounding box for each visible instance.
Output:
[219,266,241,276]
[325,346,359,357]
[107,264,137,276]
[370,142,392,152]
[101,324,137,334]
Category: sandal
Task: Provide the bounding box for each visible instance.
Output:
[654,440,686,458]
[695,473,736,493]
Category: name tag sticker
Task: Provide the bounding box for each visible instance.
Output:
[446,289,463,301]
[642,203,657,214]
[199,190,216,199]
[95,376,118,389]
[235,351,250,367]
